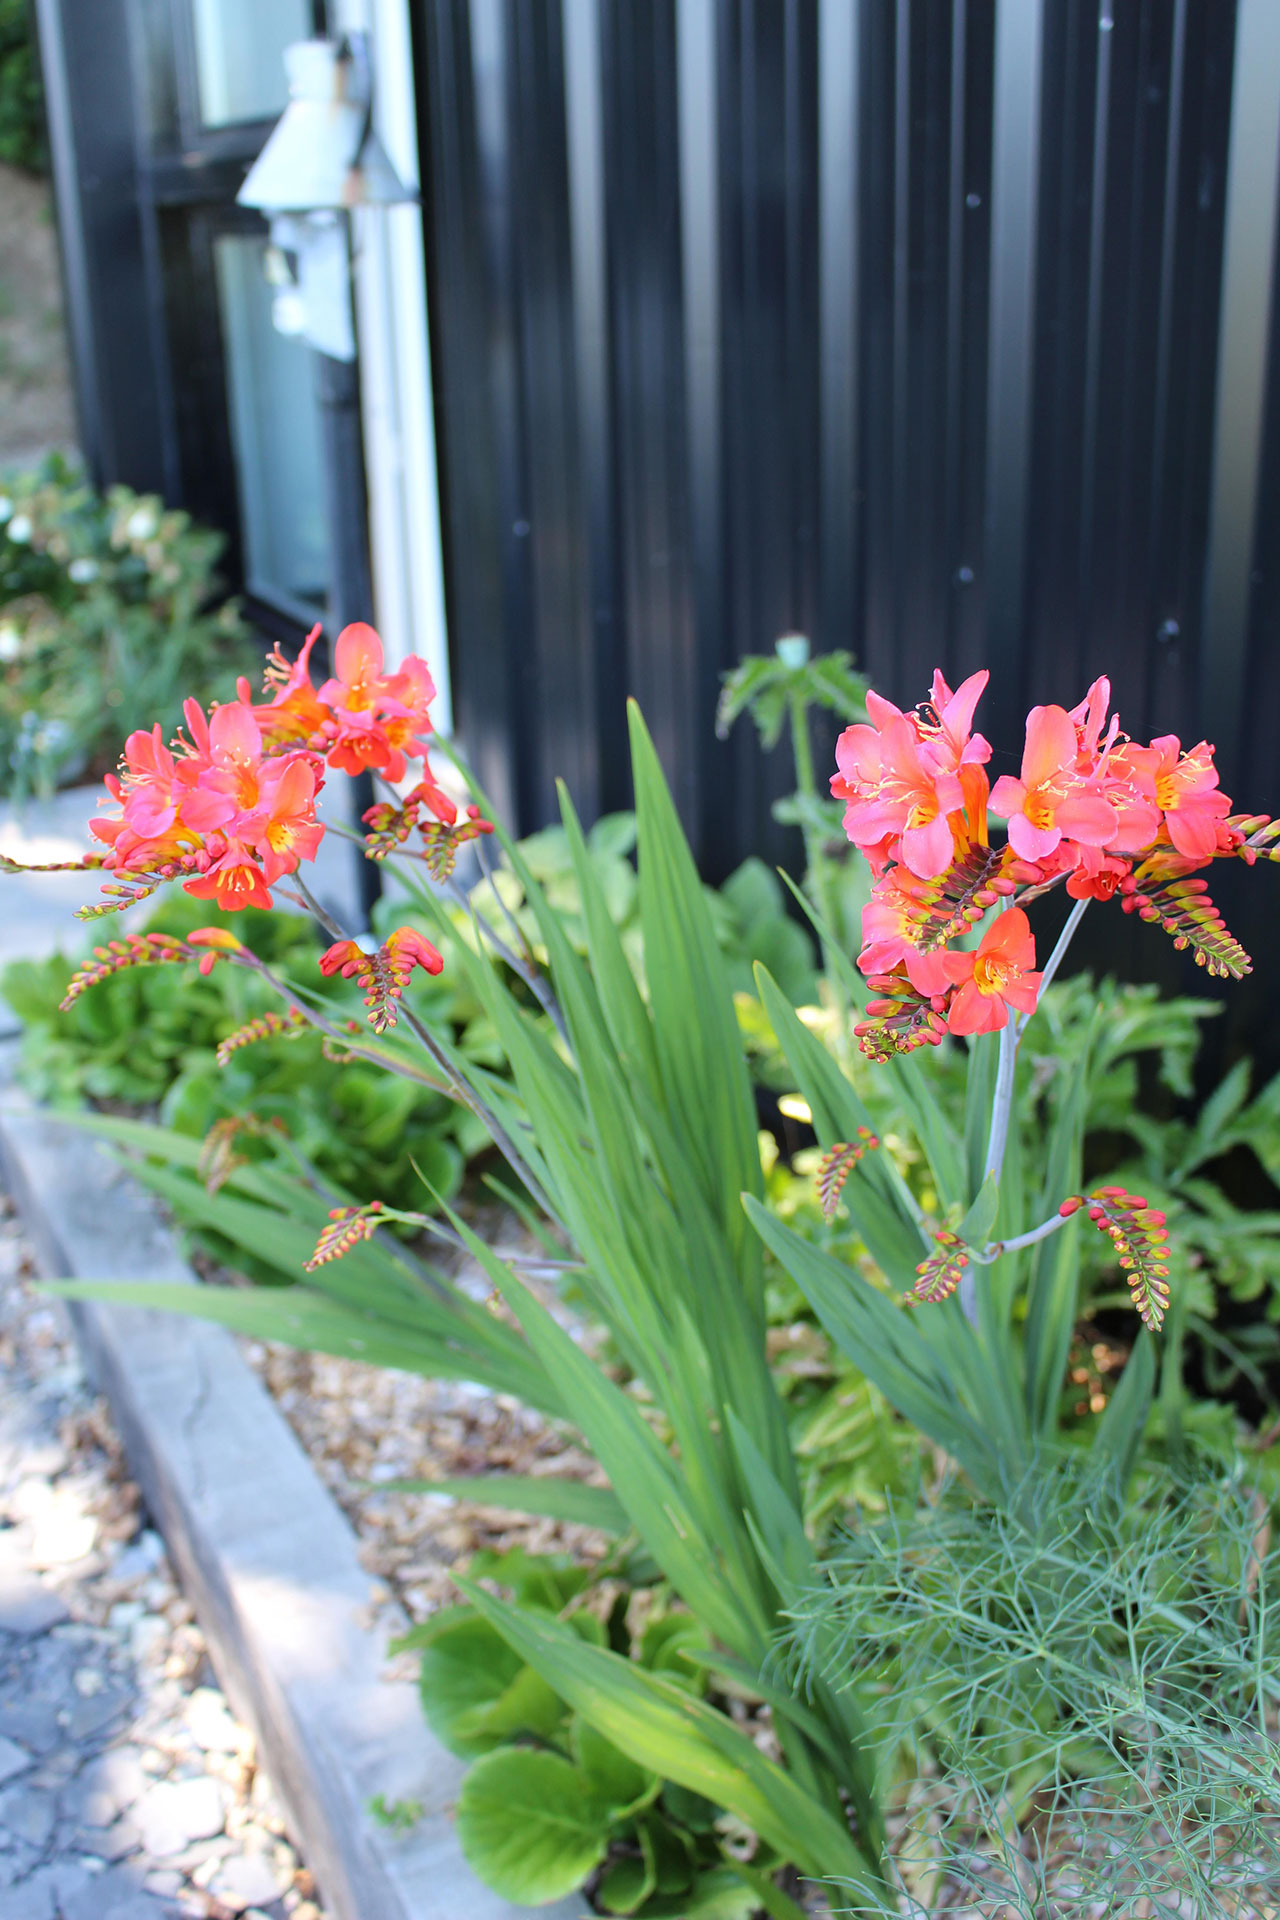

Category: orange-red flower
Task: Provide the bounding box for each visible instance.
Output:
[183,843,276,913]
[833,714,966,879]
[1125,735,1231,862]
[317,623,436,782]
[941,907,1042,1035]
[989,705,1119,863]
[319,926,445,1032]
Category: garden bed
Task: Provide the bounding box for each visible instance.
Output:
[0,1081,582,1920]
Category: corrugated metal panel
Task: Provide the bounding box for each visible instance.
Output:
[415,0,1280,1033]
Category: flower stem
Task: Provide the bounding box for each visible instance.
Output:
[983,994,1020,1188]
[969,1206,1076,1265]
[286,877,557,1220]
[964,896,1091,1321]
[1013,894,1090,1039]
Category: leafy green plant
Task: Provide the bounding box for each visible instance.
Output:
[0,457,251,796]
[0,0,43,173]
[393,1548,759,1914]
[0,892,490,1244]
[784,1454,1280,1917]
[49,709,895,1910]
[17,617,1280,1917]
[460,806,817,1008]
[718,635,871,969]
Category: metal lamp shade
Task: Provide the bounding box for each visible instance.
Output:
[237,38,413,213]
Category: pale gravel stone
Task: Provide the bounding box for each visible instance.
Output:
[75,1816,142,1863]
[182,1689,239,1756]
[0,1861,58,1917]
[0,1788,54,1851]
[0,1195,329,1920]
[0,1561,67,1638]
[208,1850,290,1912]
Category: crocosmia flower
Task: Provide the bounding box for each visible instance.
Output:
[941,907,1042,1035]
[317,622,436,783]
[1126,736,1231,862]
[832,714,966,880]
[988,705,1118,862]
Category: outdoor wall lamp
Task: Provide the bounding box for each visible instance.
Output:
[237,33,415,922]
[236,34,413,360]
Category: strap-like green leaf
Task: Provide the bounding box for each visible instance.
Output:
[957,1173,1000,1251]
[456,1578,883,1895]
[743,1199,1001,1497]
[752,965,927,1285]
[1093,1329,1156,1486]
[629,702,763,1293]
[383,1474,626,1533]
[437,1199,768,1656]
[43,1279,552,1401]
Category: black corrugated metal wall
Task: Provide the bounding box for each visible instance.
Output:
[416,0,1280,1045]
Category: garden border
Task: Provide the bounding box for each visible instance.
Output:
[0,1075,581,1920]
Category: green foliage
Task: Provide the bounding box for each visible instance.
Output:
[0,0,43,172]
[0,457,252,796]
[392,1550,746,1914]
[458,807,817,1007]
[53,709,891,1906]
[367,1794,421,1831]
[32,685,1280,1912]
[1,892,488,1259]
[784,1455,1280,1917]
[718,638,871,963]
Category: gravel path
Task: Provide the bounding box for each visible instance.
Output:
[0,1192,329,1920]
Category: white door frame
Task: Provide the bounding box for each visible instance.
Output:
[337,0,452,731]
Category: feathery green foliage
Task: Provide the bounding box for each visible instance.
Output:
[784,1454,1280,1917]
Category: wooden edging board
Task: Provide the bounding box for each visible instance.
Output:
[0,1083,582,1920]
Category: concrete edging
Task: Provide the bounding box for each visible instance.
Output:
[0,1087,582,1920]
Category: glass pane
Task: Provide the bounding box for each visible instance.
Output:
[190,0,312,128]
[214,233,329,615]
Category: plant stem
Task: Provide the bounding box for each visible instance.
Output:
[285,874,347,942]
[787,685,853,1064]
[965,896,1091,1320]
[982,1010,1020,1189]
[284,877,557,1219]
[788,686,841,952]
[1013,894,1090,1039]
[446,865,569,1046]
[969,1206,1076,1265]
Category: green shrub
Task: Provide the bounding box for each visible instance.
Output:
[0,0,44,174]
[0,457,253,796]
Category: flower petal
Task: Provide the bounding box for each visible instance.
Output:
[1008,813,1062,862]
[1053,788,1119,848]
[901,812,956,880]
[335,622,384,686]
[1021,705,1077,788]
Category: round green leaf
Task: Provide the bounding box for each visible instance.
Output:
[596,1849,656,1916]
[417,1614,562,1758]
[456,1748,611,1905]
[571,1715,658,1815]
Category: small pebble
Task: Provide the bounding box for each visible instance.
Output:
[0,1733,32,1785]
[0,1197,330,1920]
